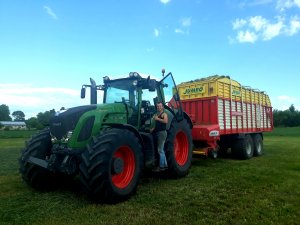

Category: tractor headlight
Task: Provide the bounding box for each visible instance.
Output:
[129,72,141,78]
[66,131,73,140]
[132,80,138,86]
[51,131,73,143]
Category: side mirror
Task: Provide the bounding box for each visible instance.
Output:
[81,87,86,99]
[148,79,156,92]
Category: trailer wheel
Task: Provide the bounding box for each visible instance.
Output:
[79,129,143,203]
[253,134,263,156]
[165,119,193,177]
[232,135,254,160]
[19,129,57,190]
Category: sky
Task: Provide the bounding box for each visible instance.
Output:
[1,0,300,119]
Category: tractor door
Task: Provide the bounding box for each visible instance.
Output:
[159,73,183,121]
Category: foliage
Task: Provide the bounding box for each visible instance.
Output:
[36,109,56,129]
[12,110,25,121]
[25,117,39,130]
[273,104,300,127]
[0,128,300,225]
[0,104,12,121]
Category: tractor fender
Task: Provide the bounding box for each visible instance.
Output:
[183,111,193,129]
[102,123,145,149]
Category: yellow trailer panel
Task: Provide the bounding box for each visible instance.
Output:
[177,75,271,107]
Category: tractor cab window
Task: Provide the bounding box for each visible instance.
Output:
[104,78,139,126]
[105,79,137,108]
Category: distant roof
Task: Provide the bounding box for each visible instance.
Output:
[0,121,26,126]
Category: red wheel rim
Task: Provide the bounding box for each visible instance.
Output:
[174,131,189,166]
[111,146,135,189]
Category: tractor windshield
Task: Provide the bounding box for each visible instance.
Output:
[105,79,137,108]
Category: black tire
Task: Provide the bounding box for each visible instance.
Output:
[218,146,228,158]
[165,119,193,177]
[253,134,263,156]
[232,135,254,160]
[19,129,57,190]
[79,129,143,203]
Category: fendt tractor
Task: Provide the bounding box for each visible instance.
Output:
[19,70,193,203]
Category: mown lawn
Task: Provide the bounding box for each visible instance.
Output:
[0,128,299,225]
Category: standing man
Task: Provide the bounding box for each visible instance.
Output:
[151,102,168,171]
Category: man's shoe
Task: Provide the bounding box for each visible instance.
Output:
[152,167,160,172]
[160,167,168,171]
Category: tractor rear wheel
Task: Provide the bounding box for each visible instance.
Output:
[165,119,193,177]
[19,129,57,190]
[79,129,143,203]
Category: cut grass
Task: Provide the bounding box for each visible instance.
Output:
[0,128,299,225]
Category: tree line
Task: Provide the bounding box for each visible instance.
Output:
[0,104,56,130]
[1,103,300,129]
[273,104,300,127]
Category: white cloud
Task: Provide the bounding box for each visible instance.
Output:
[233,18,247,30]
[175,17,192,35]
[276,0,300,11]
[275,95,300,110]
[175,28,184,34]
[43,6,58,20]
[237,30,258,43]
[238,0,273,8]
[0,84,91,119]
[286,15,300,35]
[262,18,284,40]
[181,17,192,27]
[250,0,273,6]
[160,0,171,4]
[249,16,268,31]
[232,14,300,43]
[154,28,160,37]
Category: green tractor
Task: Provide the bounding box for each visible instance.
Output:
[19,70,193,203]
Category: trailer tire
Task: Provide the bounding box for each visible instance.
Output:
[232,135,254,160]
[79,129,143,203]
[253,134,263,156]
[19,129,58,191]
[165,119,193,177]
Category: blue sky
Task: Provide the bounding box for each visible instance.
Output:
[1,0,300,119]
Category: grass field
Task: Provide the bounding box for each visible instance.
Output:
[0,128,299,225]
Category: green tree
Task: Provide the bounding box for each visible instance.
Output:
[0,104,12,121]
[12,110,25,121]
[289,104,296,113]
[25,117,39,130]
[37,109,56,128]
[273,104,300,127]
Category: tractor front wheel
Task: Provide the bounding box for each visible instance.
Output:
[79,129,143,203]
[19,129,58,190]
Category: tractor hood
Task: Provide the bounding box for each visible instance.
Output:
[50,103,129,148]
[50,105,97,140]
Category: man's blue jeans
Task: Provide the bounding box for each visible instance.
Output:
[155,131,168,168]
